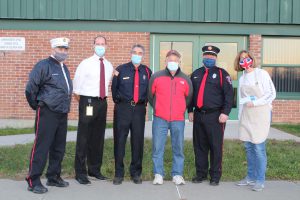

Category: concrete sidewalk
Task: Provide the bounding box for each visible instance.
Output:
[0,121,299,146]
[0,179,299,200]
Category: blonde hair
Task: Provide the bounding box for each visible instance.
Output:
[234,50,258,72]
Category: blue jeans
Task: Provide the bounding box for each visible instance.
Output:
[244,141,267,184]
[152,116,185,177]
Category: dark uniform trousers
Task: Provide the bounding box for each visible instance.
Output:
[193,109,225,182]
[75,96,107,176]
[26,105,68,187]
[113,101,146,178]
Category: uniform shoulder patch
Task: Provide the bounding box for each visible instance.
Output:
[226,76,232,84]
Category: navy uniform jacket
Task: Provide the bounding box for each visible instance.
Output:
[188,66,234,116]
[111,62,152,103]
[25,57,73,113]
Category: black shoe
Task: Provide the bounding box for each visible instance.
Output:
[131,176,142,184]
[75,175,91,185]
[88,173,108,180]
[27,184,48,194]
[113,177,123,185]
[192,176,207,183]
[210,180,219,186]
[46,176,69,187]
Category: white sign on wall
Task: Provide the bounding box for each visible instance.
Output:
[0,37,25,51]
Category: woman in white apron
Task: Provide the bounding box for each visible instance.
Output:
[234,50,276,191]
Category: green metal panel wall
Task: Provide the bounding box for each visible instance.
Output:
[230,0,242,22]
[268,0,280,23]
[0,0,299,24]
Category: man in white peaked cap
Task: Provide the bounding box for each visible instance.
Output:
[25,37,73,194]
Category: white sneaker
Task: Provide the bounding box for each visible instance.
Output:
[153,174,163,185]
[172,175,186,185]
[236,178,256,186]
[252,183,265,192]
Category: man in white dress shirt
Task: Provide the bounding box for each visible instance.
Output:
[73,35,113,184]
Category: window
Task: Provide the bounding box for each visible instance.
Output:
[159,42,193,74]
[262,37,300,99]
[207,42,238,80]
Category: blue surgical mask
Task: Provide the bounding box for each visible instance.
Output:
[95,45,105,57]
[203,58,216,68]
[131,54,142,65]
[167,62,179,71]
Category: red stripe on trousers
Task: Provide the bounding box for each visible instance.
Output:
[26,107,41,187]
[219,123,225,174]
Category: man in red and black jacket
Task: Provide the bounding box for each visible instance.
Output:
[148,50,193,186]
[188,45,234,186]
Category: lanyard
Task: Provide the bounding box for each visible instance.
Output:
[61,64,70,94]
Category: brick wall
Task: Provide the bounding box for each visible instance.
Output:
[272,100,300,123]
[0,30,150,121]
[249,34,262,66]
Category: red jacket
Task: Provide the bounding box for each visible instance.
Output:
[148,68,193,121]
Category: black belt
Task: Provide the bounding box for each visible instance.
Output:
[81,95,107,101]
[120,100,146,106]
[195,107,221,114]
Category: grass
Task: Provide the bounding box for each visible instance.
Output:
[2,123,299,138]
[272,124,300,137]
[0,123,113,136]
[0,139,299,181]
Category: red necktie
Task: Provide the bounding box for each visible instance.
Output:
[99,58,105,99]
[197,68,208,108]
[133,68,139,103]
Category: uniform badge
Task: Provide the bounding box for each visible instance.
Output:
[143,75,146,80]
[123,77,130,80]
[226,76,232,84]
[208,46,212,50]
[193,76,198,79]
[212,73,217,79]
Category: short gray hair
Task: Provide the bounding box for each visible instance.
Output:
[131,44,145,54]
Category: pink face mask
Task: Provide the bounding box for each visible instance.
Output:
[239,57,253,70]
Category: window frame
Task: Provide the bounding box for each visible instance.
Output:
[262,37,300,100]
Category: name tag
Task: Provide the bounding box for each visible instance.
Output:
[123,77,130,80]
[86,106,93,116]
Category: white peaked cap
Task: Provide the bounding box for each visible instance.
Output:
[50,37,70,49]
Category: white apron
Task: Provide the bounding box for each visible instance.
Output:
[239,71,271,144]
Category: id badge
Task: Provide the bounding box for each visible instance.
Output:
[86,106,93,116]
